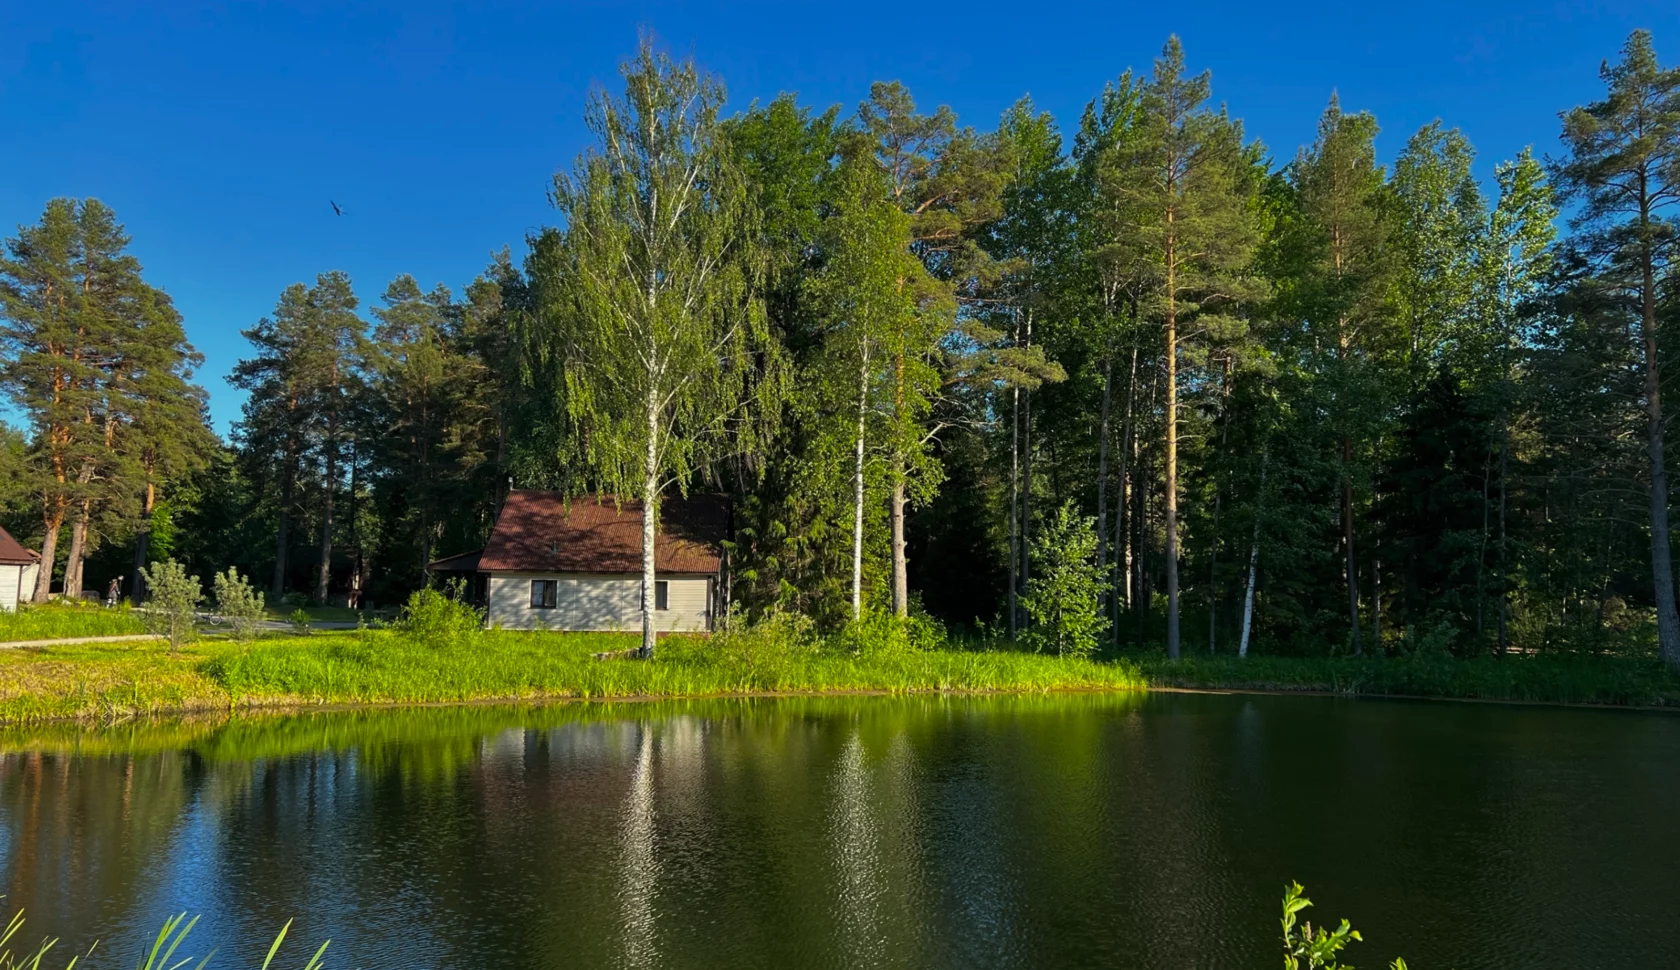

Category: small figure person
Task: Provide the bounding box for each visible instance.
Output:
[106,577,120,608]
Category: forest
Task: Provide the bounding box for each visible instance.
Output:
[3,30,1680,670]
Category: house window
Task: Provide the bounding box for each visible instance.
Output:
[530,579,558,609]
[655,580,669,611]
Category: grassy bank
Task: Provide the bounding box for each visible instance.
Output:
[0,603,146,642]
[1138,651,1680,707]
[0,628,1144,724]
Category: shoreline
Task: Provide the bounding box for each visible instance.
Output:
[3,676,1677,731]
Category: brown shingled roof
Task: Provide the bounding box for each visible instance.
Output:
[478,491,727,574]
[0,526,38,566]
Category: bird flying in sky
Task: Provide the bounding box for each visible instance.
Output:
[330,200,344,216]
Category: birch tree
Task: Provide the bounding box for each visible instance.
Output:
[545,41,782,658]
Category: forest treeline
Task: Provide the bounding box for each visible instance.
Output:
[4,31,1680,667]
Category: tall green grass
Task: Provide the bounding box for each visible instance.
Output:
[1139,651,1680,707]
[205,627,1145,706]
[0,605,146,643]
[0,907,325,970]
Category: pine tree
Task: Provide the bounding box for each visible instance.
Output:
[1555,29,1680,670]
[1101,37,1265,657]
[1283,96,1397,654]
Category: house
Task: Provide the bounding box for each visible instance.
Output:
[0,526,41,613]
[429,491,728,633]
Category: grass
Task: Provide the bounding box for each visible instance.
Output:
[0,603,147,642]
[0,627,1144,725]
[1137,650,1680,707]
[262,604,370,623]
[4,616,1679,726]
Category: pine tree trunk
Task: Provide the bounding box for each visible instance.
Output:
[851,347,869,622]
[64,503,89,601]
[1239,449,1267,659]
[131,478,155,605]
[641,388,661,659]
[1342,434,1361,655]
[1639,240,1680,669]
[316,446,335,604]
[1208,359,1232,655]
[33,502,62,603]
[1497,426,1509,655]
[1009,380,1021,639]
[1164,240,1181,660]
[272,435,295,598]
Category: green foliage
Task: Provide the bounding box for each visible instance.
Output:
[288,609,313,636]
[1281,882,1363,970]
[394,584,484,646]
[1022,502,1107,656]
[835,610,947,655]
[0,905,326,970]
[211,567,266,641]
[136,559,201,649]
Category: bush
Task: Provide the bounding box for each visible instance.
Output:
[704,609,819,670]
[834,609,947,655]
[137,559,202,650]
[212,567,266,641]
[289,608,313,636]
[1021,501,1107,657]
[395,584,484,646]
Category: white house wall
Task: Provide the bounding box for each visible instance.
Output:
[0,564,19,612]
[486,572,711,632]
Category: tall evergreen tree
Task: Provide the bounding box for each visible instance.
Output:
[1101,36,1264,657]
[1555,29,1680,670]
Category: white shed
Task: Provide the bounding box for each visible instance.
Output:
[0,526,41,613]
[429,491,727,634]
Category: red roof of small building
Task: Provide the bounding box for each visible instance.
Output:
[0,526,39,566]
[476,491,727,575]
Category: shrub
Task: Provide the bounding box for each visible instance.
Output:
[834,609,947,655]
[395,584,484,646]
[289,609,313,636]
[136,559,202,650]
[212,567,266,641]
[1281,882,1407,970]
[1021,501,1107,657]
[706,609,819,669]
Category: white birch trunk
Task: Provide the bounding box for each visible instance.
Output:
[851,345,869,621]
[640,388,660,659]
[1239,450,1268,659]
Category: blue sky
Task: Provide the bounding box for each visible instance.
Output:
[4,1,1678,434]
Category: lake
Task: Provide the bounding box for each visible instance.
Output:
[1,692,1677,969]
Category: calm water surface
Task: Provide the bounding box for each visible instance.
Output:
[1,692,1677,969]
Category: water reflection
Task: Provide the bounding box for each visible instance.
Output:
[0,693,1677,969]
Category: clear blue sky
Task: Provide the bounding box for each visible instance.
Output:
[4,1,1678,434]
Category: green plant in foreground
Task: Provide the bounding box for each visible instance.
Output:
[288,609,313,636]
[212,568,266,641]
[1283,882,1408,970]
[0,904,326,970]
[136,560,202,651]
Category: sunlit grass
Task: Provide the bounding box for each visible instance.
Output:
[207,628,1146,706]
[0,604,146,642]
[0,627,1144,725]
